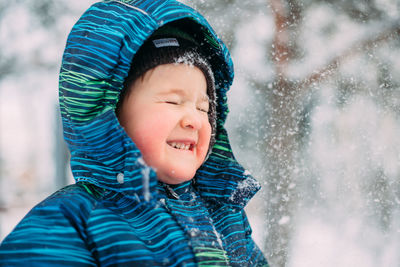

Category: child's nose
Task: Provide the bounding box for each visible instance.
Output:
[180,108,202,130]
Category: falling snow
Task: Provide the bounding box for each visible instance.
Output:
[1,1,400,267]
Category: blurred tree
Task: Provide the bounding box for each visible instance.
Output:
[187,0,400,266]
[0,0,94,241]
[264,1,400,266]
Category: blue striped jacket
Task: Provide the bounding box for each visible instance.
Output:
[0,0,268,266]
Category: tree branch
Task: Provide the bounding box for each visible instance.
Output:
[269,0,290,79]
[299,22,400,90]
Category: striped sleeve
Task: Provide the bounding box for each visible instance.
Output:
[241,211,269,267]
[0,189,97,266]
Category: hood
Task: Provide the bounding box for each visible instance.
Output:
[59,0,260,209]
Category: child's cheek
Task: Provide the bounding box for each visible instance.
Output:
[133,108,173,161]
[195,122,212,162]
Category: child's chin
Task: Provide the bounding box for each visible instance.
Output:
[157,171,195,185]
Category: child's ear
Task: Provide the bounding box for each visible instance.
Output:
[116,81,133,119]
[116,92,128,119]
[115,96,123,119]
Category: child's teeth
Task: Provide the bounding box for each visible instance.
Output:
[169,142,191,150]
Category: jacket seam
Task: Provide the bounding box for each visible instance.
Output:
[106,0,149,16]
[75,184,105,264]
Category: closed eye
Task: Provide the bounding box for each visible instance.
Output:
[165,101,179,105]
[197,107,209,113]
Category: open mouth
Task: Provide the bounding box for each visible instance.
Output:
[167,141,194,151]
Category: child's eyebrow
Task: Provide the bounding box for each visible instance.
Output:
[158,89,210,103]
[200,94,210,103]
[157,89,185,96]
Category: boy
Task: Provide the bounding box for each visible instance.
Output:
[0,1,268,266]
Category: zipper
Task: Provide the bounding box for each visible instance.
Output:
[163,184,180,200]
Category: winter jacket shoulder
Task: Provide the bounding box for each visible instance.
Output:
[0,183,98,266]
[0,182,268,266]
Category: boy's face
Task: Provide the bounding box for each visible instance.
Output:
[118,64,211,184]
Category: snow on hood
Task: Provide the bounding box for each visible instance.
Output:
[59,0,260,209]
